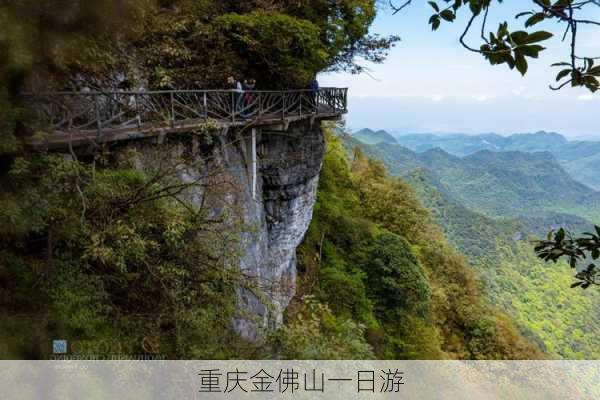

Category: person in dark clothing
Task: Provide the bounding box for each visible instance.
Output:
[243,79,256,118]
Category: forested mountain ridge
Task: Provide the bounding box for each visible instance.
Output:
[364,130,600,190]
[345,134,600,228]
[1,1,404,359]
[392,130,598,157]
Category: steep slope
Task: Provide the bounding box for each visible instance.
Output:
[343,135,422,173]
[289,130,541,360]
[347,134,600,359]
[1,1,401,359]
[404,170,600,359]
[0,120,326,357]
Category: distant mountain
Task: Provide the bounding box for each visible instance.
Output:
[502,132,568,150]
[356,129,600,190]
[344,135,600,231]
[391,132,505,155]
[351,128,397,145]
[563,152,600,191]
[393,130,579,156]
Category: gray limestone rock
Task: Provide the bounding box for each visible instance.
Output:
[128,120,325,340]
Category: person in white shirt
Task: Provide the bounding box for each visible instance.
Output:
[227,76,244,116]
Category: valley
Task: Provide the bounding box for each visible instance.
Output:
[355,129,600,191]
[345,128,600,359]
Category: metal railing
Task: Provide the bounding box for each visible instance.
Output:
[22,88,348,138]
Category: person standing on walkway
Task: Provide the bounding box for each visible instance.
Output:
[243,79,256,117]
[227,76,244,116]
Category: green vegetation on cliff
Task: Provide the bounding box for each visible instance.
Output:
[0,146,258,359]
[289,129,541,359]
[0,1,398,359]
[0,128,545,360]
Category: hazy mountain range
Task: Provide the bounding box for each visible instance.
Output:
[352,129,600,191]
[346,131,600,233]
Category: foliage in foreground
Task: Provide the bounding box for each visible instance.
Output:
[0,149,255,359]
[536,227,600,289]
[0,128,547,360]
[393,0,600,92]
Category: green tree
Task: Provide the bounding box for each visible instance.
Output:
[364,232,431,318]
[0,145,258,358]
[390,1,600,288]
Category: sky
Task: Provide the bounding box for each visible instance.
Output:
[320,1,600,139]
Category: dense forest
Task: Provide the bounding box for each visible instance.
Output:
[0,145,255,358]
[286,128,541,359]
[1,124,545,359]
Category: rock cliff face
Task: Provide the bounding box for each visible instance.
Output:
[234,121,325,340]
[130,120,325,340]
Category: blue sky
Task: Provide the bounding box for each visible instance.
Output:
[320,1,600,139]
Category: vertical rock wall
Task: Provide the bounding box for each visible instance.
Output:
[131,120,325,340]
[233,121,325,340]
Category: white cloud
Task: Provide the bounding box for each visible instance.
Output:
[472,94,495,102]
[349,92,413,100]
[512,86,527,96]
[578,94,600,101]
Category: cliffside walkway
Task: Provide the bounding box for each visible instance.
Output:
[23,88,348,149]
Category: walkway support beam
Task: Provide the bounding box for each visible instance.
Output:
[251,128,257,200]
